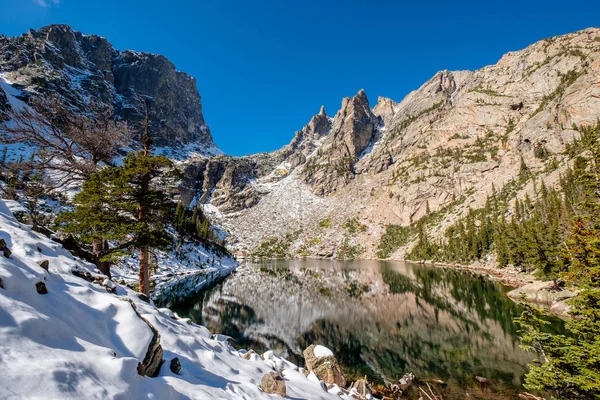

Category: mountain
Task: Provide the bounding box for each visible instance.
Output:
[0,24,218,155]
[182,27,600,259]
[2,25,600,261]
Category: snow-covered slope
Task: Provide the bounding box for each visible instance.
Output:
[0,198,341,399]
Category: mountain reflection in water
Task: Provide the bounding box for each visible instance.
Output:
[170,259,562,398]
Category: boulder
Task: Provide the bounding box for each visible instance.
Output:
[474,375,490,386]
[303,345,346,387]
[169,357,181,375]
[0,238,11,258]
[37,259,50,271]
[242,349,255,360]
[259,371,286,397]
[351,377,372,397]
[35,281,48,294]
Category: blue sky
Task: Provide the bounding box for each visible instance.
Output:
[0,0,598,155]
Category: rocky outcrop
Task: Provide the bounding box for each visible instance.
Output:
[0,86,9,121]
[303,345,346,387]
[372,96,396,126]
[179,156,264,212]
[129,300,164,378]
[259,372,286,396]
[0,24,216,151]
[507,281,576,317]
[302,89,379,195]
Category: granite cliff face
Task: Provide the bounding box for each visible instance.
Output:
[0,24,217,152]
[186,27,600,259]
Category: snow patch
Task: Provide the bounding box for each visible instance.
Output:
[314,345,334,358]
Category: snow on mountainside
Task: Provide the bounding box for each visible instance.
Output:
[0,198,344,399]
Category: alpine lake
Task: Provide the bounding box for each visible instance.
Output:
[169,259,565,399]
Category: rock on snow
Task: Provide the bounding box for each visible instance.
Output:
[0,199,339,399]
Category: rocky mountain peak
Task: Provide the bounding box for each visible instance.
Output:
[0,24,217,154]
[319,105,326,115]
[373,96,397,125]
[301,89,379,195]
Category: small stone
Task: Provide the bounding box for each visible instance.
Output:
[242,350,255,360]
[0,277,3,289]
[259,371,286,397]
[475,375,490,386]
[37,259,50,271]
[351,378,371,397]
[35,281,48,294]
[169,357,181,375]
[0,238,11,258]
[399,372,415,391]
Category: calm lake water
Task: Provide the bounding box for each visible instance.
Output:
[170,259,563,399]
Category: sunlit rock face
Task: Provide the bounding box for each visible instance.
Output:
[173,260,543,396]
[0,24,216,151]
[187,28,600,259]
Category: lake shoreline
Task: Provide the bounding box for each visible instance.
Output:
[237,256,577,316]
[238,256,535,288]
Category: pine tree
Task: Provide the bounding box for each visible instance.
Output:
[60,103,180,294]
[515,122,600,399]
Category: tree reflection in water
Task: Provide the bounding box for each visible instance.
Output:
[170,260,564,399]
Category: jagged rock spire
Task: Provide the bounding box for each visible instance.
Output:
[319,105,326,116]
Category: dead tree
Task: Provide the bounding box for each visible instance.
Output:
[0,95,133,186]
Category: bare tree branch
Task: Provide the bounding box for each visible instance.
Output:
[0,95,133,186]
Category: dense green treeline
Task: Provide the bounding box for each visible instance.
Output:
[379,123,600,282]
[515,122,600,399]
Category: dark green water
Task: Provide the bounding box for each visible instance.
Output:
[170,259,563,399]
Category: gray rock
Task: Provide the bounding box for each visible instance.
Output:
[0,24,217,151]
[0,238,11,258]
[0,277,3,289]
[37,259,49,271]
[259,371,286,397]
[129,300,164,378]
[302,89,378,196]
[35,281,47,294]
[399,372,415,391]
[0,86,10,121]
[169,357,181,375]
[351,378,372,397]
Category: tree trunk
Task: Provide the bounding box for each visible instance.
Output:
[92,239,111,279]
[139,246,150,297]
[137,101,152,298]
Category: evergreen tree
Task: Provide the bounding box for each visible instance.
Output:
[516,122,600,399]
[60,151,179,293]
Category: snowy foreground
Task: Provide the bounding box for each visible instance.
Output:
[0,199,345,399]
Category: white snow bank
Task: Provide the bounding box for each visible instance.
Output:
[0,198,340,399]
